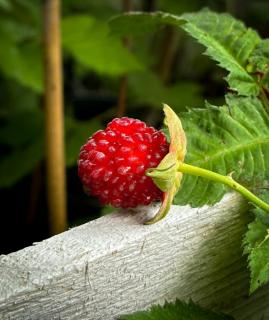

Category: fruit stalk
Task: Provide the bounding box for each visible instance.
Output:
[178,162,269,213]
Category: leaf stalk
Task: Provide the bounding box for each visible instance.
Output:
[178,163,269,213]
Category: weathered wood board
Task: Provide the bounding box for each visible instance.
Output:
[1,193,269,319]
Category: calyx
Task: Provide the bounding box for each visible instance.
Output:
[145,104,186,224]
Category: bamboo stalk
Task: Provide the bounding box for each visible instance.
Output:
[43,0,67,234]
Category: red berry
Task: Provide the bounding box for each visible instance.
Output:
[78,117,169,208]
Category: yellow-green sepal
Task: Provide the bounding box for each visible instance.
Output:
[145,104,187,224]
[146,153,179,192]
[144,184,178,225]
[163,103,186,161]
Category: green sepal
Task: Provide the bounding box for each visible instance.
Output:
[163,103,186,161]
[145,104,186,224]
[144,186,175,225]
[146,153,179,192]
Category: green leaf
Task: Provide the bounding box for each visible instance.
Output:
[243,218,268,255]
[109,11,185,37]
[12,42,43,92]
[181,9,261,96]
[0,17,37,42]
[0,109,43,147]
[61,15,142,76]
[110,10,261,95]
[0,79,39,116]
[0,15,43,92]
[174,95,269,206]
[249,39,269,72]
[0,26,43,92]
[0,109,44,187]
[0,112,102,186]
[119,299,234,320]
[0,137,43,188]
[65,116,102,167]
[249,39,269,91]
[0,0,11,10]
[243,192,269,293]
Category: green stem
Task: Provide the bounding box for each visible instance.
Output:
[178,162,269,213]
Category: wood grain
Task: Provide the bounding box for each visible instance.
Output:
[1,193,269,319]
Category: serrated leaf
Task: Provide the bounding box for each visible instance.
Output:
[244,192,269,293]
[249,39,269,72]
[249,39,269,91]
[62,15,142,76]
[174,95,269,207]
[181,9,261,96]
[110,10,261,95]
[249,238,269,293]
[243,219,267,256]
[119,299,234,320]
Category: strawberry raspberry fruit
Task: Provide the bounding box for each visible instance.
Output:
[78,117,169,208]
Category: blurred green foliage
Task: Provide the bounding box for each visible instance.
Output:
[1,0,269,252]
[61,15,143,75]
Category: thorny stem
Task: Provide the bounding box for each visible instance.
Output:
[179,163,269,213]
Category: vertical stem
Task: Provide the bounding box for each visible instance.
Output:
[157,25,180,84]
[43,0,67,234]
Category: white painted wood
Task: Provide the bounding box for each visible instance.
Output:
[0,193,269,319]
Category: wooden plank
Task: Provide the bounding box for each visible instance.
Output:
[0,193,268,319]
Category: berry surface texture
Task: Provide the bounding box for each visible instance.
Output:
[78,117,169,208]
